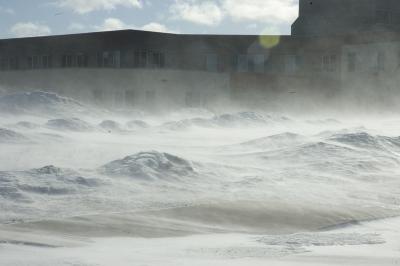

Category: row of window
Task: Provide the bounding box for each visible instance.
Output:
[376,10,398,25]
[0,57,19,70]
[346,51,387,73]
[0,50,166,70]
[133,50,165,68]
[3,52,389,74]
[321,52,391,73]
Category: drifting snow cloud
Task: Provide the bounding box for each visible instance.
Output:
[10,22,51,37]
[56,0,142,14]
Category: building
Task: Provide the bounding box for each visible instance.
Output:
[1,0,400,111]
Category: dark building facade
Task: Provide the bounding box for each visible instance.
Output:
[1,0,400,111]
[292,0,400,36]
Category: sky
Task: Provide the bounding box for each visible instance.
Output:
[0,0,299,39]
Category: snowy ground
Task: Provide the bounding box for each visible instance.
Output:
[1,91,400,265]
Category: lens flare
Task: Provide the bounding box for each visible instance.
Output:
[259,35,281,49]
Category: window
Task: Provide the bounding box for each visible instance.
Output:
[110,51,120,68]
[42,55,52,68]
[206,54,218,72]
[77,54,88,67]
[153,52,165,68]
[152,52,160,68]
[376,10,394,25]
[133,50,148,67]
[347,52,356,72]
[322,55,337,72]
[28,56,39,69]
[9,57,19,70]
[99,51,120,68]
[134,50,165,68]
[62,55,73,68]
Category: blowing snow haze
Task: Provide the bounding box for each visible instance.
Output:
[1,1,400,265]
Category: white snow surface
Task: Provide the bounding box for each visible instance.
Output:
[1,91,400,265]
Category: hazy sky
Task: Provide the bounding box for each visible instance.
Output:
[0,0,299,38]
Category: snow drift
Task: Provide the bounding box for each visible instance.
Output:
[99,151,195,180]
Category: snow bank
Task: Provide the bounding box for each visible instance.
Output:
[46,118,95,132]
[163,112,291,130]
[126,120,149,129]
[98,120,122,132]
[0,165,99,200]
[99,151,195,180]
[0,91,88,117]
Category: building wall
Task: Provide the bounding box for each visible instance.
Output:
[292,0,400,36]
[0,68,231,111]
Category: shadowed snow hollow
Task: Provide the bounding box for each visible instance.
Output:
[99,151,195,180]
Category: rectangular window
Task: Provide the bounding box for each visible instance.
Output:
[322,55,337,72]
[111,51,121,68]
[77,54,88,67]
[376,10,394,25]
[347,52,356,72]
[152,52,160,68]
[134,50,164,68]
[28,56,39,69]
[62,55,73,68]
[102,52,109,67]
[100,51,120,68]
[42,55,52,68]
